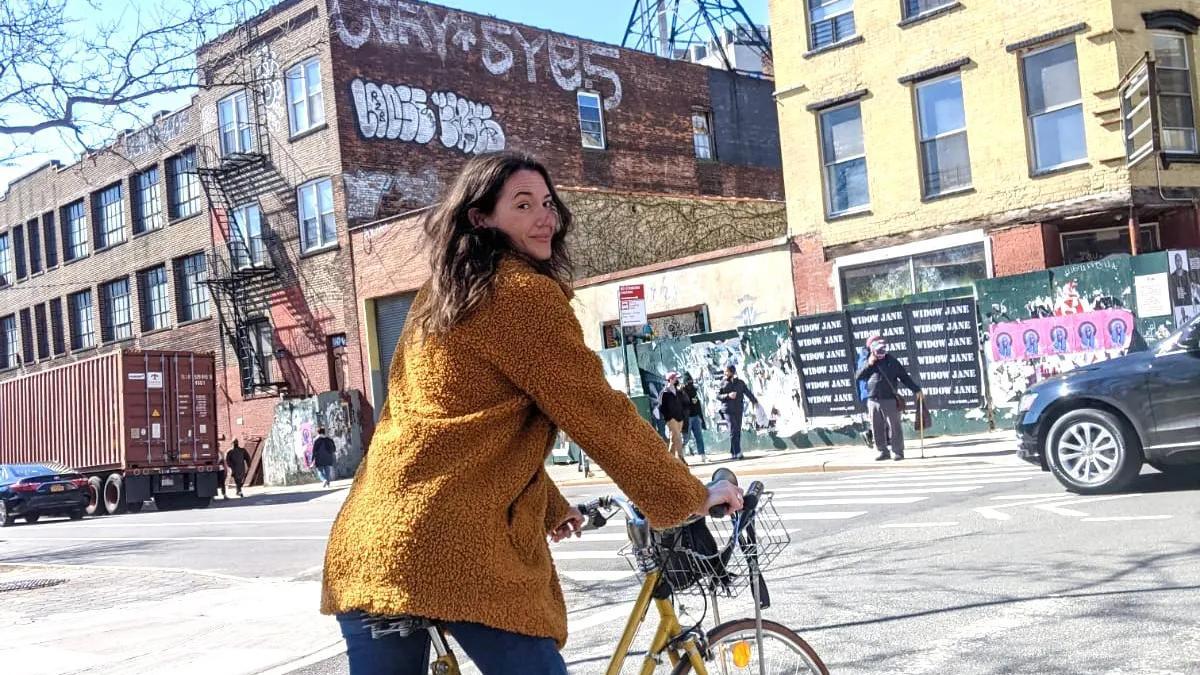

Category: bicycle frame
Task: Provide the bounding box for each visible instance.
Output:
[605,568,708,675]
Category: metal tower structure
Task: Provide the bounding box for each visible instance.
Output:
[622,0,771,74]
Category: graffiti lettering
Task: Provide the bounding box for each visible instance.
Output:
[549,34,581,91]
[481,21,514,75]
[512,28,546,83]
[350,78,503,155]
[430,91,506,154]
[124,108,192,158]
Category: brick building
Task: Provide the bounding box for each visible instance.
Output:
[771,0,1200,311]
[1,0,784,466]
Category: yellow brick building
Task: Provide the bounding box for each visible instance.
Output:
[771,0,1200,311]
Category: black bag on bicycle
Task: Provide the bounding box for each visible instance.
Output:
[659,518,733,593]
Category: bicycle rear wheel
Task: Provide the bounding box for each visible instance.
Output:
[670,618,828,675]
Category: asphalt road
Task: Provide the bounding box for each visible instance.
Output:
[3,455,1199,674]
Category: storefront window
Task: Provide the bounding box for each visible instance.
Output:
[914,244,989,294]
[841,242,987,305]
[1061,224,1160,264]
[602,307,708,348]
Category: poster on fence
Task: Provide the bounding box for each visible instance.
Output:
[904,299,984,409]
[846,306,916,399]
[790,313,858,417]
[987,308,1135,362]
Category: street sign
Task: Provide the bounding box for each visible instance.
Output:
[619,284,647,327]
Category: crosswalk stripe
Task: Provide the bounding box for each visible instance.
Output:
[552,550,625,560]
[561,570,636,582]
[833,466,1034,480]
[780,511,866,521]
[775,477,1034,491]
[775,497,926,506]
[990,493,1069,500]
[772,486,981,497]
[880,522,959,528]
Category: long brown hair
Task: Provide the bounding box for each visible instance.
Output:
[416,152,574,334]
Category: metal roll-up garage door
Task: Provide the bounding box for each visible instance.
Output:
[374,292,415,412]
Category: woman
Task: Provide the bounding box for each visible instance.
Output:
[321,153,742,674]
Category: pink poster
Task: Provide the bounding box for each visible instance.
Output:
[988,309,1134,363]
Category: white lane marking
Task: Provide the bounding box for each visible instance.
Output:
[974,495,1078,520]
[559,532,631,542]
[773,486,981,497]
[552,550,624,560]
[775,497,926,506]
[561,570,635,582]
[2,536,328,542]
[38,518,335,528]
[777,476,1035,490]
[0,560,288,583]
[829,471,1038,484]
[1082,515,1174,522]
[880,522,960,529]
[780,511,867,521]
[570,602,637,632]
[832,467,1033,481]
[1033,494,1138,517]
[990,493,1071,500]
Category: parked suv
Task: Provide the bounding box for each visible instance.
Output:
[1016,313,1200,493]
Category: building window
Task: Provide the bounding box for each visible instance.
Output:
[0,233,10,286]
[808,0,855,51]
[915,74,972,197]
[42,213,57,268]
[68,289,96,351]
[100,277,133,343]
[132,166,164,235]
[138,265,171,332]
[819,102,870,216]
[297,178,336,252]
[12,224,26,280]
[903,0,955,20]
[49,297,65,355]
[174,252,210,322]
[93,183,125,249]
[27,218,42,275]
[577,91,606,149]
[286,57,325,136]
[1153,32,1198,154]
[840,242,988,305]
[1022,42,1087,173]
[601,307,710,348]
[62,200,88,261]
[692,112,714,160]
[167,149,201,220]
[218,90,254,155]
[19,308,33,365]
[34,303,49,361]
[242,319,275,390]
[1061,223,1161,264]
[231,202,266,268]
[0,315,17,369]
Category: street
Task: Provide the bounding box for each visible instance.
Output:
[2,440,1198,674]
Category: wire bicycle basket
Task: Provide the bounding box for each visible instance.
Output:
[622,491,790,598]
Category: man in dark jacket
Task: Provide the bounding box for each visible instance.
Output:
[657,372,689,463]
[680,373,707,462]
[226,439,251,497]
[313,427,337,487]
[855,335,922,461]
[718,365,758,460]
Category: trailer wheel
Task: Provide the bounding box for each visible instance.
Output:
[103,474,126,515]
[85,476,106,516]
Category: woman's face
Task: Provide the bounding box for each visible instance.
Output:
[475,169,559,261]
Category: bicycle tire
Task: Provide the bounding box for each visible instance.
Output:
[669,618,829,675]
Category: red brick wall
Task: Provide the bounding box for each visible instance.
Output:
[790,233,837,316]
[1159,206,1200,248]
[990,223,1051,277]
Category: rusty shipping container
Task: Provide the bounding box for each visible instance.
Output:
[0,350,222,513]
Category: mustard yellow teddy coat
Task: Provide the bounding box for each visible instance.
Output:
[320,257,708,647]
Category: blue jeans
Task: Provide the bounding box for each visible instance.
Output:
[683,416,706,456]
[317,465,336,483]
[337,613,568,675]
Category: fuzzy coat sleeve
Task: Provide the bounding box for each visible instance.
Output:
[543,469,572,532]
[475,269,709,528]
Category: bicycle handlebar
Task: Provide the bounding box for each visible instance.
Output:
[575,471,764,535]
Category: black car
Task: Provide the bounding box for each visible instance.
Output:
[0,464,90,526]
[1016,313,1200,493]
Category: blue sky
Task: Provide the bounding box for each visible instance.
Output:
[0,0,770,192]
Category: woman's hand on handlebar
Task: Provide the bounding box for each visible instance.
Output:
[698,479,743,518]
[549,505,585,542]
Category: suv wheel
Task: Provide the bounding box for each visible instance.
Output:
[1046,409,1142,494]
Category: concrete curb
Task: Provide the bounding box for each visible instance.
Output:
[256,640,346,675]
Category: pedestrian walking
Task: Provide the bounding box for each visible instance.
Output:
[717,364,758,460]
[854,335,923,461]
[215,448,228,500]
[225,439,251,497]
[680,373,708,462]
[657,372,689,464]
[313,427,337,488]
[321,153,742,674]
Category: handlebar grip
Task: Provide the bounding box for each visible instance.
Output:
[576,501,608,531]
[741,480,765,515]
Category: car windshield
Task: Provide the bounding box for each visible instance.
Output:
[0,465,55,481]
[1155,313,1200,355]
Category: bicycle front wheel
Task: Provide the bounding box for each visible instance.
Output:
[670,618,829,675]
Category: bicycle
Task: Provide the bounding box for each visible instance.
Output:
[408,468,828,674]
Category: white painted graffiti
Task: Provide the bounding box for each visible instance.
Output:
[331,0,623,109]
[351,78,504,155]
[124,108,192,158]
[342,167,441,220]
[253,44,284,110]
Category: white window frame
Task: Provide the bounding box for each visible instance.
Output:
[218,90,254,155]
[94,183,125,249]
[692,111,714,160]
[808,0,855,51]
[297,178,336,253]
[0,315,17,369]
[914,73,972,197]
[902,0,955,21]
[1152,31,1199,155]
[139,265,171,332]
[577,91,606,150]
[0,233,10,286]
[176,252,210,322]
[286,57,325,136]
[818,101,870,217]
[69,290,95,351]
[831,229,993,309]
[133,166,163,234]
[101,277,132,343]
[1021,41,1088,174]
[230,202,266,269]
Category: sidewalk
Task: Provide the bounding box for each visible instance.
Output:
[548,428,1022,487]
